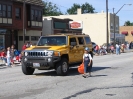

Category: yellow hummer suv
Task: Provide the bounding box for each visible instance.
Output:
[22,33,93,76]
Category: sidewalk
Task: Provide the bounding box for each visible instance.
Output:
[93,49,133,56]
[124,49,133,53]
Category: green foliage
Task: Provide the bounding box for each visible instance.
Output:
[42,1,63,16]
[124,21,133,26]
[67,2,95,14]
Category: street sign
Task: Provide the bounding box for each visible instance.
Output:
[69,21,83,29]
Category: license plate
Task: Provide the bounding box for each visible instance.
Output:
[33,63,40,67]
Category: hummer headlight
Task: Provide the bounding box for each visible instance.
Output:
[54,51,60,56]
[25,52,28,56]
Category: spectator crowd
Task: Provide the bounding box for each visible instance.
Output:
[94,42,130,56]
[0,42,33,67]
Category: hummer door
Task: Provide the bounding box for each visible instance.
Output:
[77,37,85,62]
[68,37,78,63]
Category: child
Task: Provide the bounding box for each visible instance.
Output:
[1,49,7,65]
[7,47,11,67]
[83,47,93,78]
[110,45,114,54]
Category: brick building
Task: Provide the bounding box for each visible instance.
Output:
[0,0,43,50]
[120,26,133,43]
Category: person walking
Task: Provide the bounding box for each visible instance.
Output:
[7,47,11,67]
[116,43,120,55]
[82,47,93,78]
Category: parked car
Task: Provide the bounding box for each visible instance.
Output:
[92,42,97,50]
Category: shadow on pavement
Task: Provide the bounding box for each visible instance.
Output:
[34,66,110,77]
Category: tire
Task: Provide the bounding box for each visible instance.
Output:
[22,62,35,75]
[56,58,69,76]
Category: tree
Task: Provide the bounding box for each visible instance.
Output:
[43,1,62,16]
[124,21,133,26]
[67,2,95,14]
[67,4,81,14]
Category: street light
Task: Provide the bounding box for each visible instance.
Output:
[113,4,132,46]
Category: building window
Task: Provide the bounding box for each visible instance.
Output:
[25,36,29,41]
[2,5,6,17]
[31,9,42,22]
[38,11,42,21]
[0,4,2,17]
[15,8,21,19]
[19,36,23,41]
[31,9,34,20]
[35,10,38,21]
[111,23,114,30]
[116,24,118,30]
[0,4,12,18]
[31,36,40,41]
[7,5,11,18]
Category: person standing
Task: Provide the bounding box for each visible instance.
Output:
[83,47,93,78]
[22,43,27,51]
[7,47,11,67]
[110,45,114,54]
[116,43,120,55]
[10,45,16,66]
[126,43,129,50]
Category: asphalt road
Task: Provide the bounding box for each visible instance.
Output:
[0,53,133,99]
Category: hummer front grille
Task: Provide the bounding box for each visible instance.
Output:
[27,52,46,57]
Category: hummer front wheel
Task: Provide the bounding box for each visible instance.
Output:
[22,62,35,75]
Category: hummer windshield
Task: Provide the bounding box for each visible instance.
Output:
[37,36,67,46]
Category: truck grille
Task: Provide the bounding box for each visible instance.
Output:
[27,52,46,57]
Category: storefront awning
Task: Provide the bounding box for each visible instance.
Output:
[121,31,128,35]
[131,31,133,35]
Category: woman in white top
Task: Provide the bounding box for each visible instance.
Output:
[83,47,93,78]
[7,47,11,67]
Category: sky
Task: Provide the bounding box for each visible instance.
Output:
[47,0,133,26]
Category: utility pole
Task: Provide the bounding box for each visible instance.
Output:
[23,0,26,43]
[106,0,109,52]
[113,8,116,46]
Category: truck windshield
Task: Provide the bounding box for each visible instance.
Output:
[37,36,67,46]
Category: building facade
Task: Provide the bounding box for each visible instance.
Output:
[43,9,120,46]
[43,17,82,35]
[120,26,133,43]
[0,0,43,50]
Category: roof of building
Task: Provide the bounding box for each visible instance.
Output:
[14,0,44,6]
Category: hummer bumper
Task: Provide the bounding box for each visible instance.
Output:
[22,56,61,69]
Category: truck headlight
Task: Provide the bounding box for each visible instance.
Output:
[25,52,28,56]
[54,51,60,56]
